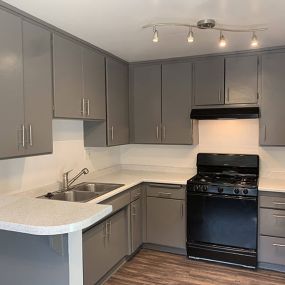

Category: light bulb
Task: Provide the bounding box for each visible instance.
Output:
[219,31,226,47]
[187,28,194,43]
[152,27,159,43]
[251,32,258,47]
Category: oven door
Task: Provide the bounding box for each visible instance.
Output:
[187,192,257,250]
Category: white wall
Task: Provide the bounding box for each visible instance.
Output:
[120,119,285,178]
[0,120,120,195]
[1,118,285,195]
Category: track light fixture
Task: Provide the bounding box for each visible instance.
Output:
[143,19,266,48]
[152,26,158,43]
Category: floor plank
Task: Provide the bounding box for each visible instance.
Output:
[105,249,285,285]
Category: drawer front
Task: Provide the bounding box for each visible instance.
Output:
[131,186,143,202]
[147,183,185,200]
[259,236,285,266]
[260,208,285,238]
[260,195,285,210]
[100,191,130,214]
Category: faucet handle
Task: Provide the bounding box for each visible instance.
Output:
[63,169,73,177]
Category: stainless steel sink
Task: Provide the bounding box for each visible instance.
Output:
[48,190,100,202]
[39,182,124,203]
[71,182,124,194]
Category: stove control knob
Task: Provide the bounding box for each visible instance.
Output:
[243,189,249,195]
[234,188,240,194]
[203,185,208,192]
[218,187,224,193]
[195,185,199,191]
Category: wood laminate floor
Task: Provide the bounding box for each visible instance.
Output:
[105,249,285,285]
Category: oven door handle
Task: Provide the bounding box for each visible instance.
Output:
[188,192,257,201]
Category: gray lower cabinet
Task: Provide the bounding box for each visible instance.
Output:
[130,64,162,144]
[260,52,285,146]
[259,193,285,270]
[193,57,224,106]
[106,58,129,146]
[225,55,259,105]
[53,34,106,120]
[131,197,143,253]
[162,62,196,145]
[0,9,52,159]
[83,208,128,285]
[146,184,186,249]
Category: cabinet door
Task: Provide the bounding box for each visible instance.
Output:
[225,55,259,104]
[83,222,109,285]
[23,21,53,156]
[193,57,224,106]
[131,198,143,253]
[53,34,83,118]
[106,58,129,146]
[82,47,106,120]
[131,64,161,143]
[260,52,285,146]
[162,62,193,144]
[147,197,186,249]
[108,208,129,266]
[0,10,25,158]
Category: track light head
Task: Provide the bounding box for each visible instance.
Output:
[219,31,226,47]
[152,26,159,43]
[251,32,258,47]
[187,28,194,43]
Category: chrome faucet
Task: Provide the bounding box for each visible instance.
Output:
[62,168,89,191]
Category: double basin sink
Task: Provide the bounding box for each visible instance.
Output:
[40,182,124,203]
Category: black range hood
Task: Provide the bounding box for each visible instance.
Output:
[190,107,260,120]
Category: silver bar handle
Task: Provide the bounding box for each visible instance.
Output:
[273,214,285,219]
[273,243,285,248]
[181,202,184,218]
[107,221,111,238]
[218,89,221,102]
[87,99,90,116]
[149,183,183,190]
[132,205,136,216]
[158,192,172,198]
[273,202,285,205]
[21,125,25,148]
[227,88,230,102]
[111,126,114,141]
[156,125,159,139]
[81,98,85,116]
[163,126,166,140]
[264,125,267,142]
[28,125,33,147]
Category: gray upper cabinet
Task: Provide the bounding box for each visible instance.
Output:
[106,58,129,146]
[193,57,224,106]
[0,10,24,159]
[225,55,259,105]
[131,64,162,144]
[23,21,53,156]
[53,34,82,119]
[162,62,194,145]
[82,47,106,120]
[0,10,52,159]
[260,52,285,146]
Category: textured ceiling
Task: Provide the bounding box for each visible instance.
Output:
[3,0,285,62]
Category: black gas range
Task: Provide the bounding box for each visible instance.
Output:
[187,153,259,268]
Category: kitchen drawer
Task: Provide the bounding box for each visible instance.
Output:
[131,186,143,202]
[99,191,130,214]
[260,208,285,238]
[260,195,285,210]
[146,183,185,200]
[259,236,285,266]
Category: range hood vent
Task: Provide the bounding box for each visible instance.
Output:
[190,107,260,120]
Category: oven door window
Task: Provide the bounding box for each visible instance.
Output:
[187,193,257,250]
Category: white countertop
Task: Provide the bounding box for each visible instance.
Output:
[0,168,195,236]
[1,167,284,236]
